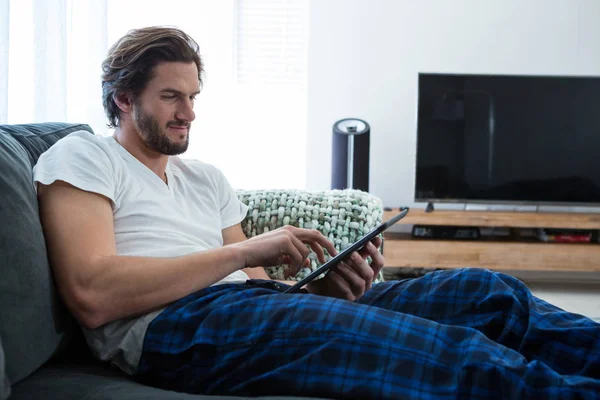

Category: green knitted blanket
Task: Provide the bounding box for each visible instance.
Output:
[236,189,385,283]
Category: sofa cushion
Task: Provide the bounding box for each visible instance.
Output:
[0,337,10,400]
[10,359,331,400]
[0,123,94,385]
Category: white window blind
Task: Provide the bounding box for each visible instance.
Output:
[236,0,308,85]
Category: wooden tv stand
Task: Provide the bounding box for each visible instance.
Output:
[382,208,600,272]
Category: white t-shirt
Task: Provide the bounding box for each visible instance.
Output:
[32,130,250,374]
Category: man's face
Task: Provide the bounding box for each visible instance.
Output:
[131,62,200,155]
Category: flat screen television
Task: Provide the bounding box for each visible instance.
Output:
[415,72,600,206]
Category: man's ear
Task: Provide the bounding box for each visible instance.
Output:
[114,92,134,114]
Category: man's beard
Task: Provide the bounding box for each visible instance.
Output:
[132,103,190,156]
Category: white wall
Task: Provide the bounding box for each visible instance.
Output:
[307,0,600,208]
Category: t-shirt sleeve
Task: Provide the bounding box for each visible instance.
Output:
[32,133,117,206]
[214,167,249,229]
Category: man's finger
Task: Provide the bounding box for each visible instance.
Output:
[326,270,355,301]
[306,241,327,264]
[338,264,363,296]
[285,233,311,270]
[369,251,386,276]
[371,236,382,248]
[297,227,338,257]
[358,240,379,260]
[342,253,373,292]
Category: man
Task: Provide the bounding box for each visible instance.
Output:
[34,26,600,399]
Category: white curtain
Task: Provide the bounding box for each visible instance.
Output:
[4,0,108,135]
[1,0,308,190]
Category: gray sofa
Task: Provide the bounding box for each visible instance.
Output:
[0,123,386,399]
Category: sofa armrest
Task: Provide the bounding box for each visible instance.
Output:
[236,189,385,283]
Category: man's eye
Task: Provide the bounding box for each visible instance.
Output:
[162,95,176,100]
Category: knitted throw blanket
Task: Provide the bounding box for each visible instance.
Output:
[236,189,386,283]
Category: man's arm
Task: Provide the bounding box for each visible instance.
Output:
[39,181,247,330]
[39,181,336,330]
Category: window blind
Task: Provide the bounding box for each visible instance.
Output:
[236,0,308,85]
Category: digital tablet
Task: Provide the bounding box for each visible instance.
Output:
[283,207,409,293]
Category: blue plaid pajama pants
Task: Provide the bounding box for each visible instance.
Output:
[135,268,600,399]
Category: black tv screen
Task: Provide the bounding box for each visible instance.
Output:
[415,72,600,206]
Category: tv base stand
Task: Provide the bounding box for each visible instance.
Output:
[382,208,600,272]
[425,202,435,213]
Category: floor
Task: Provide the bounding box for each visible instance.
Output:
[527,281,600,322]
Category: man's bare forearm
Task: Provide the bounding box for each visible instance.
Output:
[81,245,245,329]
[242,266,271,279]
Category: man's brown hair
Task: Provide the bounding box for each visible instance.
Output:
[101,26,204,128]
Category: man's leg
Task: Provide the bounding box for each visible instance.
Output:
[358,268,600,379]
[135,278,600,399]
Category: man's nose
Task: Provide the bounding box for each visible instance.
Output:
[175,99,195,122]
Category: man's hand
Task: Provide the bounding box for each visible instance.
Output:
[229,225,385,301]
[305,237,384,301]
[232,225,338,273]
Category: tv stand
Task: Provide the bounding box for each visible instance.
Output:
[382,208,600,272]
